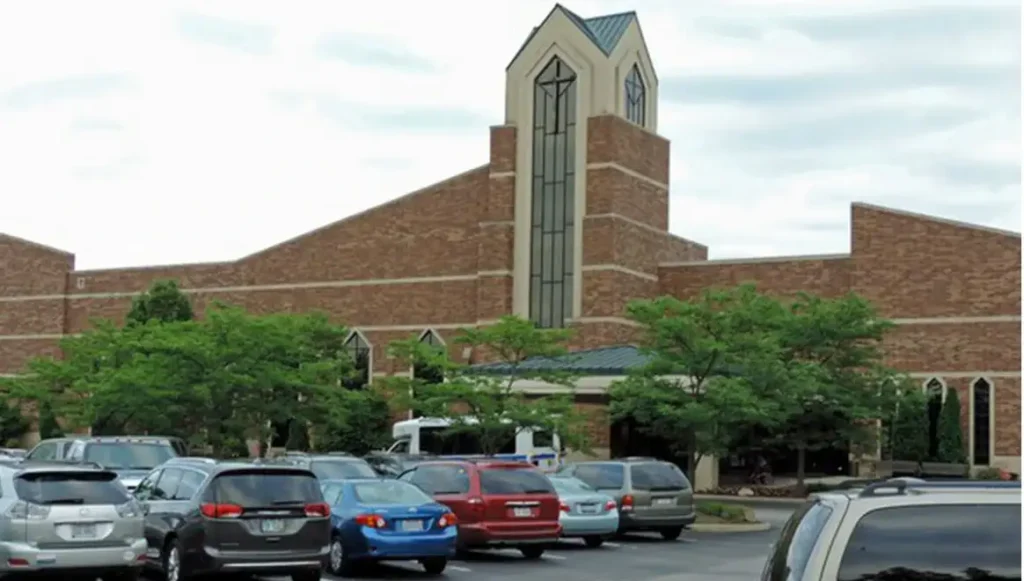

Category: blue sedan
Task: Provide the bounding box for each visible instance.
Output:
[320,478,458,576]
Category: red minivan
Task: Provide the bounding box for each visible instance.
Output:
[397,459,561,558]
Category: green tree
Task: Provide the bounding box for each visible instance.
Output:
[608,285,789,481]
[0,398,29,447]
[125,280,194,325]
[936,387,967,463]
[889,388,930,463]
[760,292,902,485]
[384,315,591,455]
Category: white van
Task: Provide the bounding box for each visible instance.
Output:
[387,417,563,473]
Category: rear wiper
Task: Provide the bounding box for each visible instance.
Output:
[129,466,153,470]
[649,486,682,491]
[270,500,305,505]
[433,491,463,495]
[45,498,85,505]
[524,489,550,494]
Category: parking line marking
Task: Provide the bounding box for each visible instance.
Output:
[449,565,472,572]
[604,541,621,547]
[545,553,567,560]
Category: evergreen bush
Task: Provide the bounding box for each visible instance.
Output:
[936,388,966,463]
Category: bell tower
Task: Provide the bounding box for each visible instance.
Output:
[487,4,677,346]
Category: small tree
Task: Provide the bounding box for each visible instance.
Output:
[126,280,194,326]
[889,388,929,463]
[384,316,591,456]
[936,388,966,464]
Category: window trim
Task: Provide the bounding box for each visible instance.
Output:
[921,376,947,402]
[343,329,374,389]
[969,377,995,467]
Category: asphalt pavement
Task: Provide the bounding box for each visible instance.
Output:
[259,507,794,581]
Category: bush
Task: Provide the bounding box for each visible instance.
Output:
[697,485,807,498]
[890,389,929,462]
[697,502,752,523]
[936,388,966,463]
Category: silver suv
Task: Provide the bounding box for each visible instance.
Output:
[0,462,147,580]
[762,479,1021,581]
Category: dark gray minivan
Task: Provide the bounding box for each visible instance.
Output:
[133,458,330,581]
[559,458,696,539]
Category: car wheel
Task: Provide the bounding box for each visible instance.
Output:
[520,545,545,559]
[659,526,683,541]
[291,570,322,581]
[420,557,447,575]
[583,535,604,548]
[328,534,355,577]
[162,538,184,581]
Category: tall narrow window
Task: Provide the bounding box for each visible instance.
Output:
[924,378,944,459]
[529,56,577,328]
[413,330,445,385]
[972,378,992,466]
[624,64,646,126]
[343,331,371,390]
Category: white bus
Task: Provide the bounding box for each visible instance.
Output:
[387,417,563,473]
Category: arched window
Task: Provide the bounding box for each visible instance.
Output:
[624,64,646,126]
[923,377,945,459]
[414,330,446,385]
[971,378,992,466]
[343,331,372,390]
[529,56,577,329]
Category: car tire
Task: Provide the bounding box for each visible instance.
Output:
[583,535,604,548]
[162,538,184,581]
[420,557,447,575]
[327,534,355,577]
[520,546,545,559]
[290,570,321,581]
[659,526,683,541]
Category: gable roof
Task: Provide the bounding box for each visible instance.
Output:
[507,5,638,70]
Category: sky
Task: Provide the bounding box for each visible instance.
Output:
[0,0,1019,270]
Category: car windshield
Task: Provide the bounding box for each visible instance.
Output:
[353,481,434,506]
[311,460,377,480]
[15,471,129,505]
[84,443,175,470]
[479,468,555,494]
[552,477,595,494]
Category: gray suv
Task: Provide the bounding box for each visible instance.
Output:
[0,461,147,579]
[133,457,330,581]
[559,458,695,539]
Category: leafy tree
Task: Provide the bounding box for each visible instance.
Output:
[936,387,966,464]
[125,280,194,325]
[759,292,903,485]
[383,316,591,456]
[889,388,930,464]
[608,285,790,481]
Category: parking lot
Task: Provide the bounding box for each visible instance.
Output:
[261,506,793,581]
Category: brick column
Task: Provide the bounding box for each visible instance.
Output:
[477,125,517,323]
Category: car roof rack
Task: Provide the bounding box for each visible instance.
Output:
[858,479,1021,498]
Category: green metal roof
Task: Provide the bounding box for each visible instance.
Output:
[507,5,637,69]
[470,345,650,376]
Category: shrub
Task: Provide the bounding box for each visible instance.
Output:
[936,388,966,463]
[697,502,751,522]
[890,389,929,462]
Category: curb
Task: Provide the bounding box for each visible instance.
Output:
[695,494,807,507]
[690,521,771,533]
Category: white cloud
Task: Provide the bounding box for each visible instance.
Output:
[0,0,1018,269]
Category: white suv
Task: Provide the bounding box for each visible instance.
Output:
[761,479,1021,581]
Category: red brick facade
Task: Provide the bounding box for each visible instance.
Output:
[2,113,1020,468]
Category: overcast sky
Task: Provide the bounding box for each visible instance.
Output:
[0,0,1019,270]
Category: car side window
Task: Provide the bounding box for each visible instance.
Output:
[173,470,205,501]
[67,442,85,461]
[28,443,56,461]
[411,465,471,495]
[836,504,1021,581]
[762,500,833,581]
[152,468,184,501]
[134,470,162,501]
[397,469,416,483]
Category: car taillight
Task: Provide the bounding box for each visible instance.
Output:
[116,501,143,518]
[355,514,386,528]
[619,495,634,512]
[437,513,458,528]
[6,501,50,520]
[604,500,616,512]
[559,500,570,513]
[304,502,330,518]
[200,503,243,518]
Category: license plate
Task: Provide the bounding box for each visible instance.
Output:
[654,498,675,506]
[71,523,96,539]
[260,519,285,533]
[579,504,598,514]
[512,507,533,518]
[400,519,424,532]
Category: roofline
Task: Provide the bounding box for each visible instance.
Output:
[853,202,1021,239]
[0,232,74,258]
